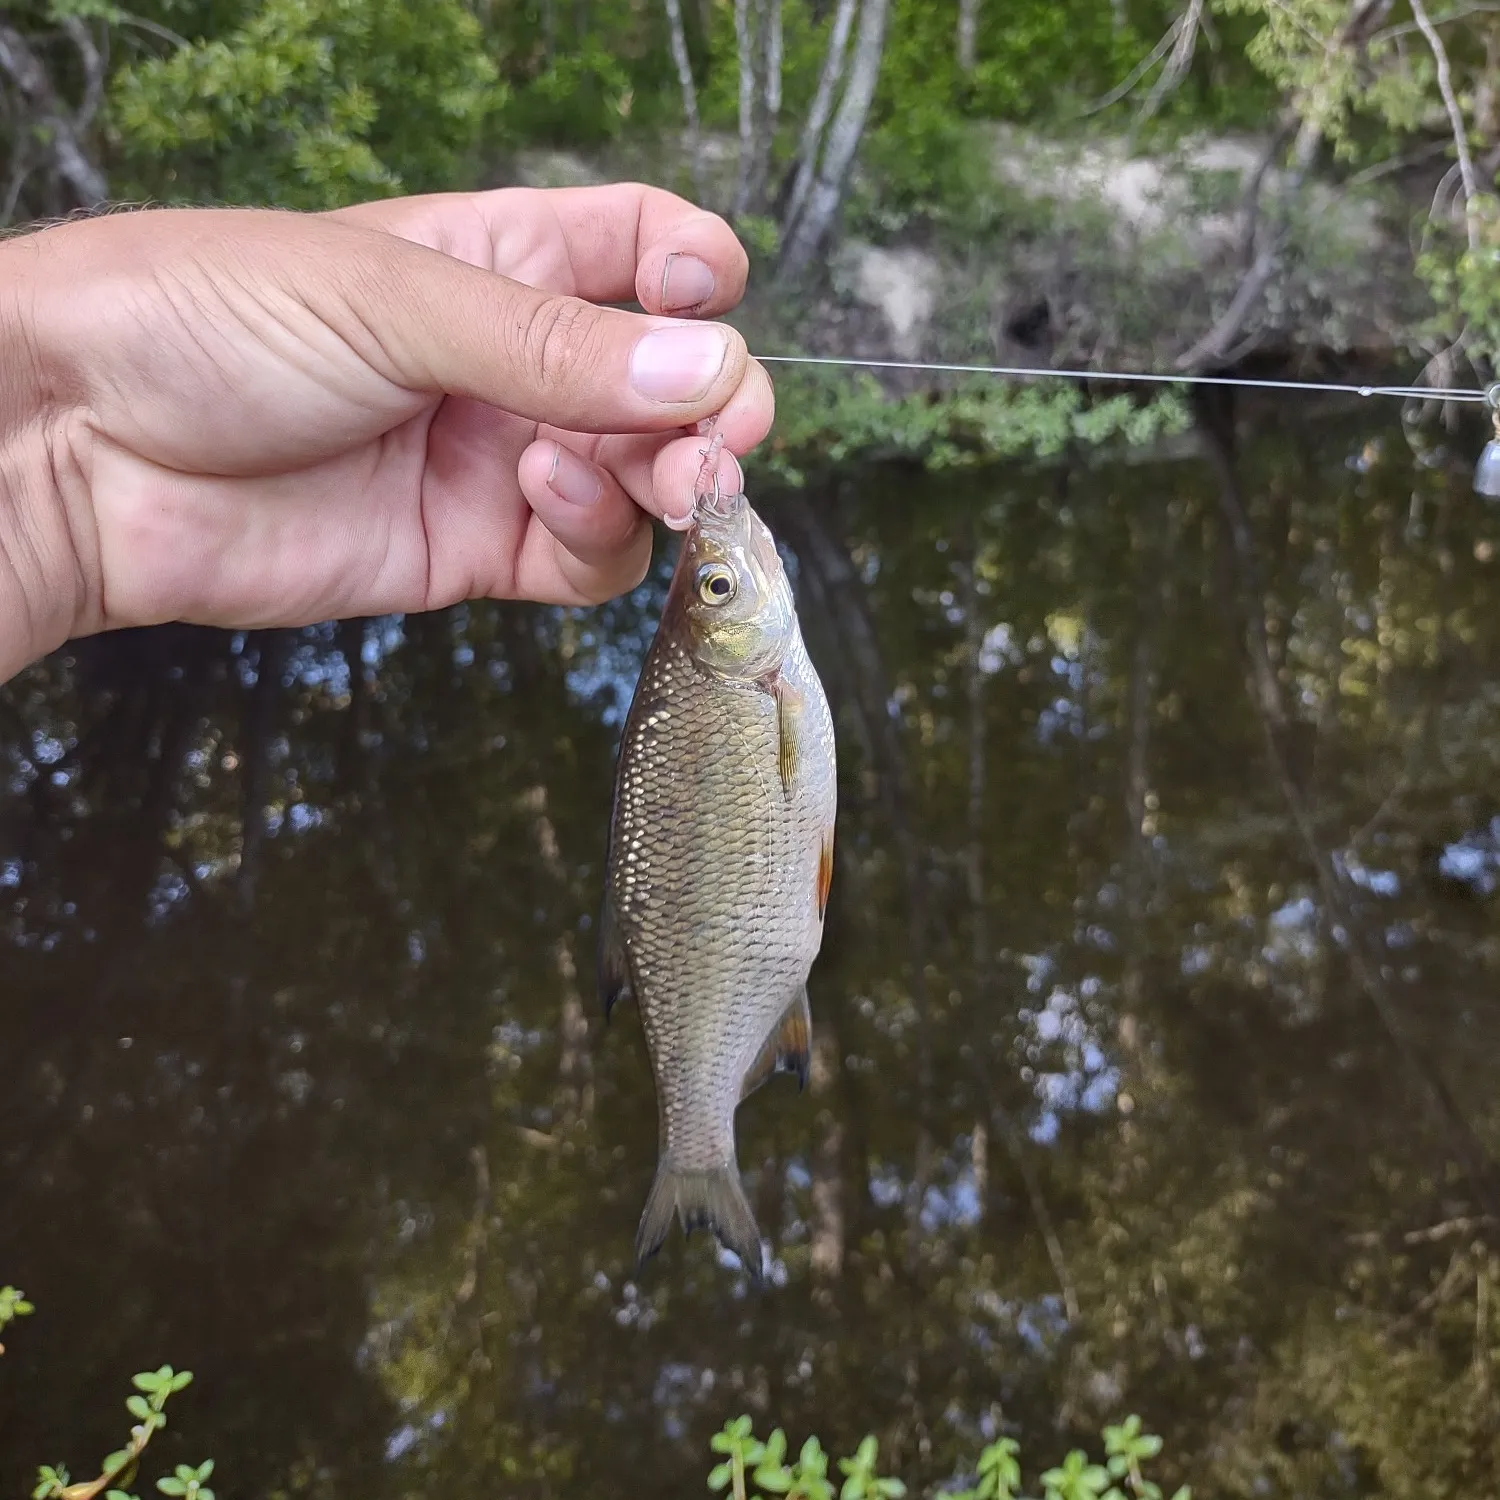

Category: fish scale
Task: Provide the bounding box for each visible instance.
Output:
[601,492,837,1280]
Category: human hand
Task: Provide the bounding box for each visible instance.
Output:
[0,183,772,678]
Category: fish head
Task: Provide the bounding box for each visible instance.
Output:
[678,491,795,680]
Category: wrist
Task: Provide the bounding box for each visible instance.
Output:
[0,237,91,682]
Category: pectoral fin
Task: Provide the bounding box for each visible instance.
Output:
[598,892,633,1022]
[741,988,813,1100]
[773,677,805,799]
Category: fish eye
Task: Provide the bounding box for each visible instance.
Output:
[696,564,737,606]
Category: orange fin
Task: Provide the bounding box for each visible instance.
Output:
[816,828,835,922]
[741,988,812,1099]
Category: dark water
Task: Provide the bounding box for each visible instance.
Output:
[5,392,1500,1499]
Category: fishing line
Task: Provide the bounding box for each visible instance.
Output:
[751,354,1500,495]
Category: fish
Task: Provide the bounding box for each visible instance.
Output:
[600,479,837,1282]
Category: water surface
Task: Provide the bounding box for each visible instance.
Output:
[5,392,1500,1497]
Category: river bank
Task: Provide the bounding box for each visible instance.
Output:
[502,125,1441,381]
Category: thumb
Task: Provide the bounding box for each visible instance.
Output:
[315,219,752,433]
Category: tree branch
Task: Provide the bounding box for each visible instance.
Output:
[0,22,108,210]
[1408,0,1481,250]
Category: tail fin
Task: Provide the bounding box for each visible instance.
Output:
[635,1160,766,1281]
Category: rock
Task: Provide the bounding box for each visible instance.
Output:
[832,242,941,359]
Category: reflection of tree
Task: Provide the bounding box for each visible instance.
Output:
[6,406,1500,1497]
[1197,390,1500,1223]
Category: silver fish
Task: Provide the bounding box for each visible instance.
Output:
[600,485,837,1280]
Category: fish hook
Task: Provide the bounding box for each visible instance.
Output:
[691,417,732,521]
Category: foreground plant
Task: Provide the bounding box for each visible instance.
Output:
[710,1414,1190,1500]
[6,1288,218,1500]
[31,1365,210,1500]
[0,1284,35,1355]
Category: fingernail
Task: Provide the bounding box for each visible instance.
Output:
[547,443,603,507]
[630,324,731,404]
[661,253,716,312]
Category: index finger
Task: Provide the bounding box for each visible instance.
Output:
[522,182,751,315]
[339,183,751,316]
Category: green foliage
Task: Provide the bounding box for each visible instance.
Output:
[110,0,501,209]
[713,1416,1188,1500]
[500,43,635,147]
[24,1354,209,1500]
[0,1283,36,1334]
[710,1419,904,1500]
[758,367,1190,484]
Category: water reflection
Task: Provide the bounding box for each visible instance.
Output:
[5,395,1500,1498]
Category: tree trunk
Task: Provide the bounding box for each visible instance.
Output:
[780,0,858,238]
[663,0,705,197]
[778,0,889,278]
[748,0,783,209]
[733,0,758,216]
[956,0,979,74]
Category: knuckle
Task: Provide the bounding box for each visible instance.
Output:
[518,295,608,396]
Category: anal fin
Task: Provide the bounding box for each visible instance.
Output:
[741,988,813,1100]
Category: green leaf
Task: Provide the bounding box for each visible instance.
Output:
[169,1372,195,1392]
[856,1437,879,1468]
[132,1372,165,1394]
[193,1464,214,1482]
[1107,1458,1128,1478]
[102,1450,134,1475]
[876,1481,906,1498]
[756,1469,793,1493]
[33,1465,67,1500]
[105,1491,139,1500]
[156,1480,188,1497]
[708,1461,733,1492]
[1168,1490,1192,1500]
[127,1395,153,1421]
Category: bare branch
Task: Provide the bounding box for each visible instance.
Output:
[1409,0,1481,250]
[1077,19,1183,118]
[0,22,109,210]
[1138,0,1206,124]
[58,16,105,132]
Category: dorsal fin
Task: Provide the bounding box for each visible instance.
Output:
[741,988,812,1100]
